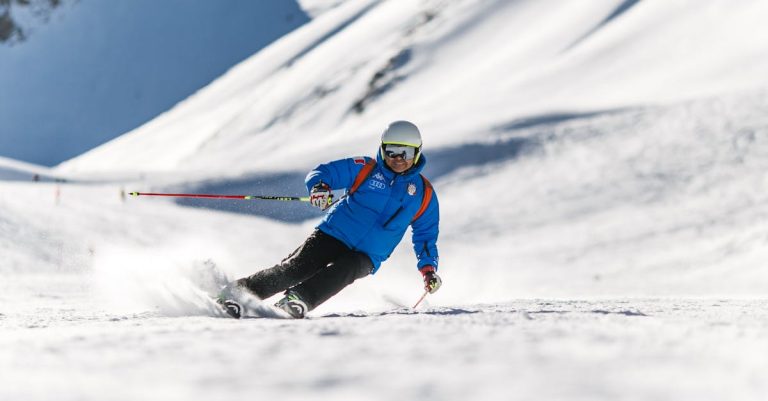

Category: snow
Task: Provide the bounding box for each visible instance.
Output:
[3,291,768,400]
[298,0,347,18]
[3,0,768,400]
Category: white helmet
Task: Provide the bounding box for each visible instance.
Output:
[380,120,423,163]
[381,120,422,147]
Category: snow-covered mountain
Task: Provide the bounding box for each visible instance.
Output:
[0,0,308,166]
[4,1,768,400]
[58,0,768,176]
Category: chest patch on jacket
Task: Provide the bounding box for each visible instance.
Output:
[368,171,387,190]
[368,179,386,190]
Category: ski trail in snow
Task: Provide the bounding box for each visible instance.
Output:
[90,240,234,317]
[90,243,292,319]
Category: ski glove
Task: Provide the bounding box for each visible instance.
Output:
[309,181,332,210]
[420,265,442,294]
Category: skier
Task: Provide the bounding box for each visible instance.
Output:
[218,120,441,318]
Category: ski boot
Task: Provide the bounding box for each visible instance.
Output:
[275,290,308,319]
[216,298,242,319]
[216,281,247,319]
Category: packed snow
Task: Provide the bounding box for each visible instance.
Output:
[3,0,768,400]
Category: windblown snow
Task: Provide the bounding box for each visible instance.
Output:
[3,0,768,400]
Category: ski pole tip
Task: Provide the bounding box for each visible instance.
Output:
[128,192,140,196]
[412,290,429,309]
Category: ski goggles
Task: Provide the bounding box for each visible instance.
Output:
[381,144,419,160]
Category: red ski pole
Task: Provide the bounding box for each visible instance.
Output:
[412,290,429,309]
[129,192,310,202]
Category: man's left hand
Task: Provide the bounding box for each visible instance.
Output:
[420,265,442,294]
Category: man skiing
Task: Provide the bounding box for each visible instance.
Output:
[218,120,441,318]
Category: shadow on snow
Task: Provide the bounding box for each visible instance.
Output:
[322,307,481,318]
[173,109,625,223]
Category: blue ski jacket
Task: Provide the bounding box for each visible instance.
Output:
[305,152,439,273]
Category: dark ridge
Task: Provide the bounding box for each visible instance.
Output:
[283,1,380,67]
[0,0,62,44]
[564,0,642,52]
[352,48,412,113]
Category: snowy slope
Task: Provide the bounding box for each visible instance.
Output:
[0,0,308,166]
[58,0,768,176]
[48,0,768,297]
[4,1,768,400]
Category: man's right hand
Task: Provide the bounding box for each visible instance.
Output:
[309,182,332,210]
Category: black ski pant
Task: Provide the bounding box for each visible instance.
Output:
[237,229,373,311]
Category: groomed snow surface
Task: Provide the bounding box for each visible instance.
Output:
[4,280,768,401]
[4,0,768,400]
